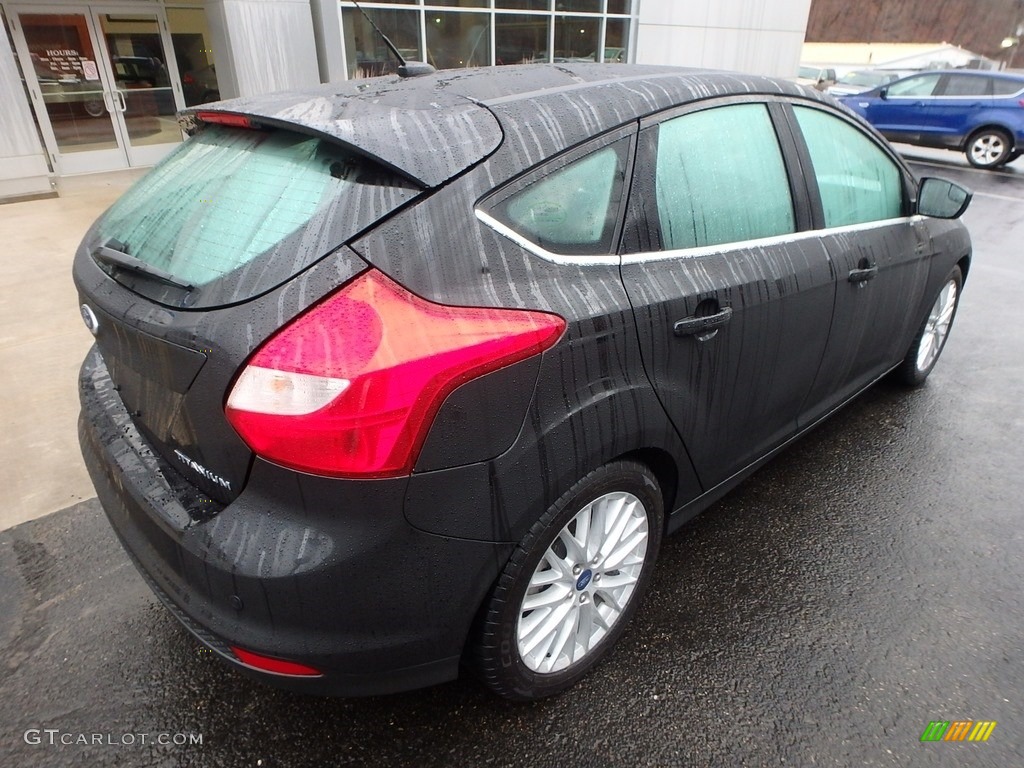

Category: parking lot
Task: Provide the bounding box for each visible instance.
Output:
[1,152,1022,767]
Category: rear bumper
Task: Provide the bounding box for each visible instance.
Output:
[79,346,511,696]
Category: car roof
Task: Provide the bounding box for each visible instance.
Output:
[181,63,826,188]
[895,68,1024,80]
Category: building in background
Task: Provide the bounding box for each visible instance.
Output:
[0,0,813,200]
[805,0,1024,64]
[801,42,999,77]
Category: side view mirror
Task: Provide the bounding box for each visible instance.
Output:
[878,87,888,100]
[918,177,972,219]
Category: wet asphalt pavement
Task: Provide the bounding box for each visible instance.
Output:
[2,154,1023,767]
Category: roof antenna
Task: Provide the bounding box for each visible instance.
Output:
[350,0,435,78]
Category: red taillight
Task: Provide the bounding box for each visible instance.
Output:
[195,111,253,129]
[230,646,322,677]
[225,269,566,478]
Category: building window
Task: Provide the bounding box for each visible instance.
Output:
[167,7,221,106]
[495,13,548,65]
[339,1,635,77]
[426,11,490,69]
[342,7,421,78]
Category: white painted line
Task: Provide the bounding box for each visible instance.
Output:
[972,191,1024,203]
[904,157,1022,178]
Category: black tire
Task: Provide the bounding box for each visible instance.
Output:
[895,265,963,387]
[965,128,1012,168]
[473,460,664,701]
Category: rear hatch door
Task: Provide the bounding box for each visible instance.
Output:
[74,121,425,504]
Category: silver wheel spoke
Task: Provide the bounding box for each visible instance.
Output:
[603,527,648,570]
[530,563,564,588]
[558,528,586,564]
[574,601,595,662]
[916,278,957,372]
[516,489,651,674]
[522,583,570,612]
[598,571,639,589]
[596,495,638,563]
[521,600,574,656]
[544,612,578,672]
[595,589,625,617]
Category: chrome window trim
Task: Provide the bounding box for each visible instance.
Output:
[475,209,620,266]
[620,216,924,265]
[477,207,924,267]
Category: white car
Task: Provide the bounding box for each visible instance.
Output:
[827,69,909,97]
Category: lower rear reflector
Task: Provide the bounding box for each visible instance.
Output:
[230,646,323,677]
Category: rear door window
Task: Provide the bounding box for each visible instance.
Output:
[652,103,795,250]
[483,133,632,256]
[92,124,420,308]
[940,75,992,97]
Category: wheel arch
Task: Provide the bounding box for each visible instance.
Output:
[963,123,1016,151]
[957,253,972,283]
[615,446,680,527]
[512,379,699,544]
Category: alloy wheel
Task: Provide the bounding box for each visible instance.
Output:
[916,278,958,373]
[969,133,1007,166]
[516,490,649,674]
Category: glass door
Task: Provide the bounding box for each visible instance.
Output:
[90,7,184,167]
[9,7,127,174]
[9,5,184,175]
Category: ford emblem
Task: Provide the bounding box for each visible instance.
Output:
[80,304,99,336]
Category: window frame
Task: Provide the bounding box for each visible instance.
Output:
[778,101,916,231]
[476,122,638,265]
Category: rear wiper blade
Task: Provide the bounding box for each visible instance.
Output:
[92,239,194,291]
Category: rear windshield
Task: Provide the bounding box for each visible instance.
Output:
[91,124,420,308]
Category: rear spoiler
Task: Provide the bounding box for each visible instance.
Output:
[178,90,503,189]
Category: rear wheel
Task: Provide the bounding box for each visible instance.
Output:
[473,461,663,701]
[896,266,962,387]
[965,129,1012,168]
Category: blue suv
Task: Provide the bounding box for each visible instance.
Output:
[839,70,1024,168]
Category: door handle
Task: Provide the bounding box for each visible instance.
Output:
[115,89,127,112]
[102,90,114,113]
[848,266,878,283]
[674,307,733,337]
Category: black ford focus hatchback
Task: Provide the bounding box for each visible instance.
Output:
[76,64,972,701]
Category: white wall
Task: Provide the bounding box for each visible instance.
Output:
[635,0,813,79]
[206,0,321,99]
[0,11,50,199]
